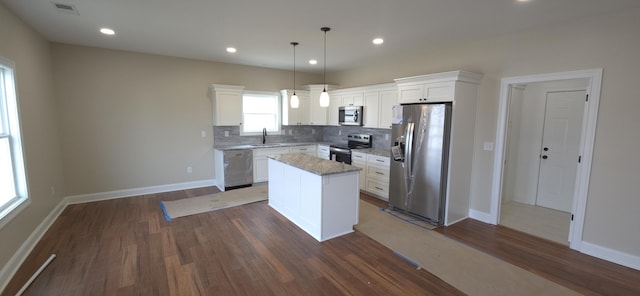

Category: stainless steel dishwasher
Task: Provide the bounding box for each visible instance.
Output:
[223,149,253,190]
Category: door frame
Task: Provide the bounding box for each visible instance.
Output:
[489,69,602,251]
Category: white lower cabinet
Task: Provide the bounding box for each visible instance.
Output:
[253,145,318,183]
[353,151,390,201]
[268,158,359,242]
[289,145,316,156]
[317,144,330,160]
[253,147,290,183]
[351,151,367,190]
[365,154,390,201]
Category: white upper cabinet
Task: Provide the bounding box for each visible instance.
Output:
[340,92,364,106]
[363,84,397,129]
[395,71,483,104]
[364,91,380,128]
[378,90,397,129]
[281,89,310,125]
[211,84,244,126]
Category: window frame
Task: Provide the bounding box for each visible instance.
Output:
[0,56,30,230]
[240,91,283,136]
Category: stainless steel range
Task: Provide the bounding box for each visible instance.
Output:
[330,134,372,164]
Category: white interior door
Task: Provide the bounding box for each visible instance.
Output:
[536,90,585,212]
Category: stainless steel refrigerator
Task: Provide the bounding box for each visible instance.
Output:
[389,103,452,225]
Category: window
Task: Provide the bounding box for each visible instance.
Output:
[241,92,281,134]
[0,57,29,228]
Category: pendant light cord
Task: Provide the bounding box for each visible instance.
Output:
[291,42,298,95]
[321,27,330,92]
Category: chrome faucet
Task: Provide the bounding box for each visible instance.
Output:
[262,128,267,144]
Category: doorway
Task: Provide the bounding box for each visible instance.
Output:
[499,81,587,245]
[490,69,603,252]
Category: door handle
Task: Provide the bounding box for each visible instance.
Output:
[543,147,549,151]
[542,155,548,159]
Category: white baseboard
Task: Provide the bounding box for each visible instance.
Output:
[0,178,216,294]
[65,179,216,204]
[581,241,640,271]
[0,199,66,294]
[469,209,494,224]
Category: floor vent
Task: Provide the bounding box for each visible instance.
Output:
[51,2,79,15]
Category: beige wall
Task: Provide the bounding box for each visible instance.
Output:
[0,3,65,267]
[333,8,640,256]
[52,44,321,196]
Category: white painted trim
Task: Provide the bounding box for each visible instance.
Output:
[0,199,66,294]
[65,179,216,204]
[0,198,30,230]
[581,242,640,271]
[490,69,603,252]
[0,178,216,294]
[468,209,493,224]
[444,215,469,226]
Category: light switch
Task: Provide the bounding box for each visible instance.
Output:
[201,131,206,138]
[483,142,494,151]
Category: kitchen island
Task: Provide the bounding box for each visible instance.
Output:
[268,153,361,242]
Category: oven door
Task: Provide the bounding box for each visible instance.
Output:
[330,147,351,164]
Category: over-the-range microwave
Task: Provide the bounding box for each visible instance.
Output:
[338,106,363,126]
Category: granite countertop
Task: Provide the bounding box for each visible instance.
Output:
[352,148,391,158]
[269,153,361,176]
[215,142,335,151]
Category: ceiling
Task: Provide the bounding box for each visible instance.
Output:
[4,0,640,73]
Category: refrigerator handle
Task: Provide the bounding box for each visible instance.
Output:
[405,122,414,179]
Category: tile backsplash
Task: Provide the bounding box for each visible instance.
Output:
[214,125,391,150]
[214,125,324,147]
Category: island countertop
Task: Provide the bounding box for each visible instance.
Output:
[269,153,361,176]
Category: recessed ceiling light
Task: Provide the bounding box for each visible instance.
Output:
[100,28,115,35]
[309,59,318,65]
[226,47,237,53]
[373,38,384,45]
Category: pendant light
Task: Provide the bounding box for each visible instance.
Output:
[290,42,299,108]
[319,27,331,107]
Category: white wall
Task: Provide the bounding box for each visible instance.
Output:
[332,8,640,258]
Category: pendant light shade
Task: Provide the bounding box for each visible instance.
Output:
[319,27,331,107]
[290,42,299,108]
[319,91,329,107]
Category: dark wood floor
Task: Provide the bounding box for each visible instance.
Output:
[363,195,640,296]
[3,187,462,296]
[3,188,640,295]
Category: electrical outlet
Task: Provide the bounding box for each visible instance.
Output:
[201,131,206,138]
[187,166,192,173]
[312,129,315,134]
[338,130,342,136]
[224,131,229,137]
[483,142,494,151]
[288,129,292,135]
[50,186,55,196]
[385,134,389,140]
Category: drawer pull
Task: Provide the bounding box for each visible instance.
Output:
[376,159,385,162]
[375,187,384,191]
[375,172,384,175]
